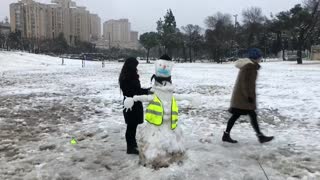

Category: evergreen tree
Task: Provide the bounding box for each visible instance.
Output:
[157,9,178,56]
[140,32,159,63]
[52,33,69,54]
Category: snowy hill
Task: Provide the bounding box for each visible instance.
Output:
[0,51,319,180]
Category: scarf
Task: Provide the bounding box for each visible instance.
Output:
[151,74,172,85]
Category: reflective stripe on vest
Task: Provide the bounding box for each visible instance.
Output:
[145,95,179,130]
[171,96,179,130]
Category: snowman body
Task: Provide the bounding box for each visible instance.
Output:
[138,81,185,169]
[124,59,196,169]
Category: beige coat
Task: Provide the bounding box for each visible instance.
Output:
[230,59,260,110]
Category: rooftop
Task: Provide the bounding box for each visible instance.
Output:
[0,22,10,28]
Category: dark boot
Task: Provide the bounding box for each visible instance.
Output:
[257,134,274,143]
[133,142,138,149]
[222,131,238,143]
[127,146,139,155]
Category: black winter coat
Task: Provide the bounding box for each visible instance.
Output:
[120,79,149,125]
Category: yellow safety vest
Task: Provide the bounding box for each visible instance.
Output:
[145,95,179,130]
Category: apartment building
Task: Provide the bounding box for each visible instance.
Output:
[103,19,131,43]
[103,19,139,49]
[9,0,100,44]
[90,14,101,40]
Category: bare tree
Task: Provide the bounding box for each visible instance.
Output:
[205,12,233,63]
[205,12,232,30]
[242,7,265,25]
[182,24,203,62]
[242,7,266,47]
[304,0,320,45]
[289,1,320,63]
[304,0,320,10]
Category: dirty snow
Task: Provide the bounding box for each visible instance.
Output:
[0,51,319,180]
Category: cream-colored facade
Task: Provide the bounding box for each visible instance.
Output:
[90,14,101,40]
[103,19,131,43]
[9,3,23,34]
[70,6,90,43]
[10,0,100,44]
[103,19,139,49]
[130,31,138,43]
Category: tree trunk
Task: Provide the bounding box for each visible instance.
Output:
[175,48,180,62]
[189,47,192,63]
[182,46,187,62]
[297,47,303,64]
[167,47,172,57]
[308,47,312,60]
[282,49,286,61]
[297,30,305,64]
[194,48,198,62]
[297,36,303,64]
[147,48,150,63]
[158,46,162,57]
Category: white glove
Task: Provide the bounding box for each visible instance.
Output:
[191,95,201,108]
[124,97,134,112]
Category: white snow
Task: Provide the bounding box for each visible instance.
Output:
[0,51,319,180]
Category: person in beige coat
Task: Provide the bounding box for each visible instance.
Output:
[222,48,274,144]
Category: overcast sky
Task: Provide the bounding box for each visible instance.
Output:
[1,0,303,33]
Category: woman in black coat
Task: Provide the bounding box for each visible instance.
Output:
[119,57,150,154]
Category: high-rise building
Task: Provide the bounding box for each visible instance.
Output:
[10,2,24,36]
[90,14,101,40]
[103,19,131,43]
[102,19,139,49]
[9,0,100,44]
[70,6,90,43]
[130,31,138,43]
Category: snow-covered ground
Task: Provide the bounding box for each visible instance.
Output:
[0,51,319,180]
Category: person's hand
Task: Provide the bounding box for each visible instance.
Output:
[124,97,134,112]
[147,87,153,94]
[248,97,254,104]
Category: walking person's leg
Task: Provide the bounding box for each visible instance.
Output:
[248,111,262,135]
[126,123,139,154]
[248,111,274,143]
[223,114,241,143]
[225,114,241,133]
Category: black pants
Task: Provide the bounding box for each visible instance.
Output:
[125,123,138,149]
[226,111,262,135]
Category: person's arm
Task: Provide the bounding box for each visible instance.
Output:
[131,79,152,95]
[140,87,152,95]
[246,67,257,103]
[123,95,154,111]
[133,95,154,102]
[122,79,145,97]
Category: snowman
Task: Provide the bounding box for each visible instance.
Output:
[124,54,199,169]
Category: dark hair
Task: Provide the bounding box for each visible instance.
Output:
[118,57,139,85]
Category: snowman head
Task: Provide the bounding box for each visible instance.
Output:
[155,54,173,78]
